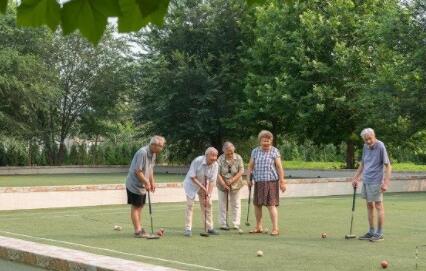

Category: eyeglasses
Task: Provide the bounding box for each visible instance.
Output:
[228,165,232,174]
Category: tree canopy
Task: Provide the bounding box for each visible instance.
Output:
[0,0,267,44]
[1,0,425,168]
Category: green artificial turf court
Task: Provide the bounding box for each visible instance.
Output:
[0,173,184,187]
[0,259,45,271]
[1,162,425,188]
[0,192,425,271]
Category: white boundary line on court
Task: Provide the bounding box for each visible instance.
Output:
[0,208,187,220]
[0,203,189,218]
[0,230,226,271]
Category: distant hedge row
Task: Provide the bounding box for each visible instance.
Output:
[1,137,424,167]
[0,140,144,166]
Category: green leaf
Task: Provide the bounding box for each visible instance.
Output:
[91,0,122,17]
[246,0,294,6]
[9,0,277,44]
[135,0,169,26]
[117,0,148,32]
[61,0,120,44]
[118,0,169,32]
[246,0,267,6]
[0,0,7,14]
[16,0,61,31]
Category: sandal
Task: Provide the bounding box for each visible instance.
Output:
[249,228,263,234]
[270,230,279,236]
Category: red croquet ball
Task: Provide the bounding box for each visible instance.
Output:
[381,260,388,269]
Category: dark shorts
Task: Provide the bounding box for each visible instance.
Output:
[253,180,280,207]
[127,188,146,207]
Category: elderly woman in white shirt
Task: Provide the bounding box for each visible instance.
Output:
[183,147,220,237]
[217,141,245,230]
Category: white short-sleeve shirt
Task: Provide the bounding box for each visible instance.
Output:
[183,155,218,200]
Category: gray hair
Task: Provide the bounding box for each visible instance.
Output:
[150,135,166,146]
[205,147,218,156]
[258,130,274,141]
[222,141,235,152]
[360,128,375,139]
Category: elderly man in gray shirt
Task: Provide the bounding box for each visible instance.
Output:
[126,135,166,238]
[352,128,392,242]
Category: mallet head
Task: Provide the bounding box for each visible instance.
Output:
[345,234,357,239]
[146,234,160,240]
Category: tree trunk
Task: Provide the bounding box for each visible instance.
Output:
[211,136,223,156]
[57,140,66,165]
[272,133,278,147]
[93,135,99,165]
[211,122,224,155]
[44,141,55,166]
[27,140,32,166]
[270,121,279,147]
[42,133,55,166]
[346,139,355,169]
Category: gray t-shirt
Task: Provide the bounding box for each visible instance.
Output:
[126,146,156,195]
[362,140,390,184]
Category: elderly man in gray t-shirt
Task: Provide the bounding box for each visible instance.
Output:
[352,128,392,242]
[126,135,166,238]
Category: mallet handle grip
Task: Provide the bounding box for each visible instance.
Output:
[351,186,357,211]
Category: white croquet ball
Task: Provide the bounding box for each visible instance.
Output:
[113,225,122,231]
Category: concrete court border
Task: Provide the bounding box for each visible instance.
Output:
[0,177,425,210]
[0,235,184,271]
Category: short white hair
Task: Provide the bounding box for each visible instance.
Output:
[258,130,274,141]
[150,135,166,145]
[360,128,375,139]
[205,147,218,156]
[222,141,235,152]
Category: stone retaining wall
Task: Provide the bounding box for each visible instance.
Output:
[0,178,424,211]
[0,235,180,271]
[2,165,426,179]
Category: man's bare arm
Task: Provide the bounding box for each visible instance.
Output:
[191,176,208,193]
[381,163,392,192]
[135,169,150,190]
[351,162,363,188]
[149,168,156,192]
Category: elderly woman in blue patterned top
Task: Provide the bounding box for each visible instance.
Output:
[247,130,286,236]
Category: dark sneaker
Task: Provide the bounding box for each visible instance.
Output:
[220,226,230,231]
[358,232,374,240]
[207,229,220,235]
[369,234,384,242]
[184,229,192,237]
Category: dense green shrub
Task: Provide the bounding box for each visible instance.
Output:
[0,137,423,166]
